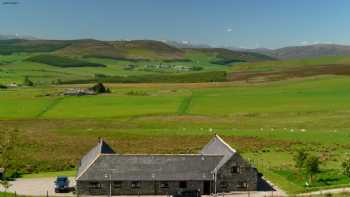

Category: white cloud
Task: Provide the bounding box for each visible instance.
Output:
[226,28,233,33]
[181,40,189,44]
[300,41,334,46]
[300,41,309,45]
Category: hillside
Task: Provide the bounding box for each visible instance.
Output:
[55,39,186,61]
[0,39,274,84]
[247,44,350,60]
[229,56,350,81]
[0,39,274,62]
[186,48,275,65]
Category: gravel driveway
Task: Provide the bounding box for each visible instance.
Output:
[0,177,75,196]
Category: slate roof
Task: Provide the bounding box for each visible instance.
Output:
[77,139,115,179]
[78,154,223,181]
[200,135,236,171]
[77,135,236,181]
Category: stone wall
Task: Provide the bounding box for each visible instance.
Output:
[216,153,258,192]
[77,180,205,195]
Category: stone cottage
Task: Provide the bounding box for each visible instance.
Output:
[76,135,262,195]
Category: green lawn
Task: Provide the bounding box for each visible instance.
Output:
[21,170,76,179]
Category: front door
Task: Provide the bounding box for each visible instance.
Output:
[203,181,211,195]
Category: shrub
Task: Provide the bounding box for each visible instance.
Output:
[23,76,34,86]
[192,66,203,71]
[305,155,320,184]
[89,83,111,94]
[294,149,308,169]
[124,64,137,70]
[0,84,7,89]
[342,158,350,178]
[126,90,149,96]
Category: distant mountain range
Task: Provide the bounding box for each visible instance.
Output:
[233,44,350,60]
[162,41,350,60]
[161,40,212,49]
[2,34,350,60]
[0,34,37,40]
[0,38,273,63]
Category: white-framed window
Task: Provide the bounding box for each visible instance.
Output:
[179,181,187,188]
[113,181,122,189]
[88,181,102,189]
[160,181,169,188]
[237,181,248,189]
[231,165,241,174]
[131,181,141,189]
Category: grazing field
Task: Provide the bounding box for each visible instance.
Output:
[1,76,350,194]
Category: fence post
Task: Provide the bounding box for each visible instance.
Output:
[46,190,49,197]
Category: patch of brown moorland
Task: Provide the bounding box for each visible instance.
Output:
[228,64,350,82]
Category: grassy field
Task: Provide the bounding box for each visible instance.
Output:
[0,52,232,84]
[1,75,350,194]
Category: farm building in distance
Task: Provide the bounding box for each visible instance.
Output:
[76,135,268,195]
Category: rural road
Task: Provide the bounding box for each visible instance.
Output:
[297,187,350,196]
[0,177,75,196]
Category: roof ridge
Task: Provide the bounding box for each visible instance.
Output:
[100,154,225,156]
[214,134,236,153]
[76,153,101,180]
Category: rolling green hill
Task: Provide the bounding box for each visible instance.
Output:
[0,39,274,84]
[186,48,276,65]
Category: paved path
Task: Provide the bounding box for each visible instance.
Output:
[297,187,350,196]
[0,177,75,196]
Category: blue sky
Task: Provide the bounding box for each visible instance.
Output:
[1,0,350,48]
